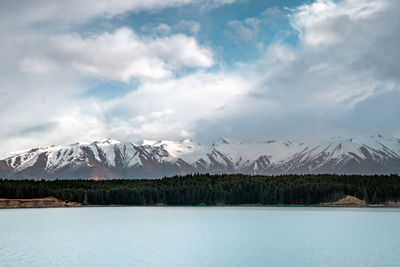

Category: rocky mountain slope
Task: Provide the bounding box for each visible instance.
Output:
[0,135,399,179]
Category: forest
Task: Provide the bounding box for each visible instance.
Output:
[1,174,400,205]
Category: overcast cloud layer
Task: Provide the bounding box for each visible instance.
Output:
[0,0,399,156]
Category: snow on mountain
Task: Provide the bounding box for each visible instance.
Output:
[134,139,158,146]
[281,134,400,174]
[300,135,400,163]
[1,134,399,179]
[151,139,209,165]
[212,138,304,165]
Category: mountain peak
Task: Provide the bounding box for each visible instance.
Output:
[134,139,157,146]
[212,137,242,146]
[1,134,400,179]
[103,138,121,145]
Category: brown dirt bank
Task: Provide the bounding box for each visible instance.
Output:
[320,195,400,207]
[1,196,399,208]
[320,195,367,206]
[0,197,81,208]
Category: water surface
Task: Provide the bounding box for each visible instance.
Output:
[1,207,399,266]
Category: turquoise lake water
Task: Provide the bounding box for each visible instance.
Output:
[0,207,399,266]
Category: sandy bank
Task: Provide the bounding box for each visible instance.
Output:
[1,195,399,208]
[0,197,81,208]
[320,195,400,207]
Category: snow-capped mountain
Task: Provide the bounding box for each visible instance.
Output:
[0,135,399,180]
[275,135,400,174]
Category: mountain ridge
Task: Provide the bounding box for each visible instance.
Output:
[1,134,399,179]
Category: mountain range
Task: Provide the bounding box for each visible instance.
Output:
[1,134,399,180]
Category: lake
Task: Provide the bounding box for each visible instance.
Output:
[0,207,399,266]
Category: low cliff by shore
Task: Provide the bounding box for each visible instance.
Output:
[320,195,400,207]
[0,197,81,208]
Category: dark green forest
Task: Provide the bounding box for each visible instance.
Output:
[1,174,400,205]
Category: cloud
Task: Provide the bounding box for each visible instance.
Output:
[19,122,57,135]
[20,57,58,74]
[141,24,172,36]
[1,0,400,156]
[188,0,400,142]
[225,6,287,45]
[20,27,214,82]
[0,75,104,156]
[221,0,400,138]
[102,71,250,140]
[0,1,224,155]
[176,20,201,35]
[0,69,250,157]
[0,0,238,27]
[271,0,399,109]
[289,0,388,47]
[226,18,261,42]
[141,20,201,36]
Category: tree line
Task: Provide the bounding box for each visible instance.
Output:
[0,174,400,205]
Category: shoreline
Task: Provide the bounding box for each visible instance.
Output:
[0,197,81,209]
[2,205,400,209]
[1,196,399,209]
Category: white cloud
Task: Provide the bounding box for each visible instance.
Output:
[1,0,400,155]
[0,74,105,157]
[0,66,250,155]
[0,0,238,27]
[290,0,388,47]
[250,0,399,111]
[102,71,250,140]
[193,0,400,140]
[20,57,58,74]
[21,27,214,82]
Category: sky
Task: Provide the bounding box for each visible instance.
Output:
[0,0,399,155]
